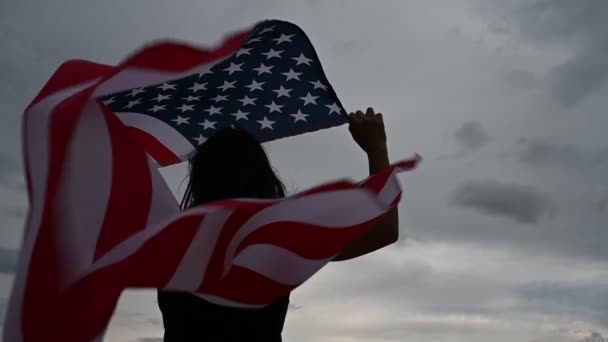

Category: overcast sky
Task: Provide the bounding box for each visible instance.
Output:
[1,1,607,341]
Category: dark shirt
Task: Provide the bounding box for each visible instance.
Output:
[157,290,289,341]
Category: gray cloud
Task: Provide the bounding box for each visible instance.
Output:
[289,241,608,342]
[599,196,608,212]
[532,331,607,342]
[450,180,551,223]
[551,41,608,107]
[584,332,608,342]
[513,0,608,45]
[0,248,17,274]
[520,284,608,326]
[517,139,585,166]
[1,206,26,220]
[505,69,539,91]
[0,153,18,179]
[516,138,608,169]
[0,151,24,194]
[454,121,490,152]
[510,0,608,106]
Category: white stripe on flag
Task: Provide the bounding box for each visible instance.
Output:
[54,101,114,290]
[25,80,100,244]
[92,57,229,97]
[376,171,403,206]
[222,188,390,277]
[91,186,391,279]
[233,244,333,286]
[165,210,233,291]
[89,175,405,291]
[114,112,194,160]
[144,155,180,228]
[88,204,219,273]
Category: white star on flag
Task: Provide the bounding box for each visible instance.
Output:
[309,80,328,90]
[246,80,265,92]
[193,134,207,145]
[188,82,207,93]
[223,62,243,75]
[290,109,309,122]
[231,110,250,121]
[211,94,228,102]
[149,105,166,113]
[253,63,273,75]
[282,68,302,81]
[204,105,222,115]
[273,33,294,44]
[153,94,171,102]
[265,101,283,113]
[273,86,292,98]
[262,48,283,59]
[197,69,212,78]
[198,119,217,130]
[218,80,237,92]
[158,83,177,91]
[299,92,319,106]
[172,115,190,125]
[125,99,141,109]
[182,96,200,102]
[239,96,257,106]
[258,116,275,130]
[103,97,115,105]
[128,88,145,97]
[177,104,195,113]
[292,53,313,66]
[326,102,342,115]
[258,26,275,35]
[236,47,252,57]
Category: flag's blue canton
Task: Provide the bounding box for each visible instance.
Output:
[100,20,347,147]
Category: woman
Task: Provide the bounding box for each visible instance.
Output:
[158,108,398,341]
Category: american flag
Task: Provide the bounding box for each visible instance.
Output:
[4,19,420,342]
[101,19,348,167]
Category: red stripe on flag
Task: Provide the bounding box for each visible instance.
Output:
[92,103,155,261]
[40,252,131,341]
[30,217,201,341]
[360,155,421,193]
[200,205,268,290]
[236,221,376,260]
[117,30,250,71]
[22,89,96,340]
[125,126,181,166]
[130,216,203,288]
[27,60,112,110]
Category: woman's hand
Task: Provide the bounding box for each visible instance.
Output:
[348,107,387,155]
[333,106,398,261]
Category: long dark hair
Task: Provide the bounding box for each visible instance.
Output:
[180,128,286,209]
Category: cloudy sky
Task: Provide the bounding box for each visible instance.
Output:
[1,0,607,341]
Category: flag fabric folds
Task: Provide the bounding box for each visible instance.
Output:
[101,19,349,167]
[3,19,420,342]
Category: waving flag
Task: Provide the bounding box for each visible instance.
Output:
[4,18,420,342]
[102,19,347,166]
